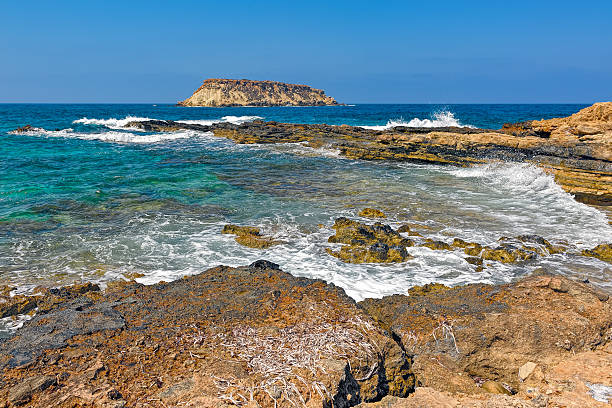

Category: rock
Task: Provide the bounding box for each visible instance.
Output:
[327,218,414,264]
[359,273,612,395]
[519,362,537,381]
[177,78,340,107]
[11,125,33,133]
[0,263,415,407]
[8,375,56,405]
[359,208,387,219]
[421,239,452,251]
[481,380,512,395]
[407,283,449,296]
[582,243,612,263]
[221,224,282,249]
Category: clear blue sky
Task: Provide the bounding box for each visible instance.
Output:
[2,0,611,103]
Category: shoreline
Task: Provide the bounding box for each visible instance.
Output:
[0,263,609,407]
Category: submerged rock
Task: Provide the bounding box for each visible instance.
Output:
[221,223,282,249]
[359,208,387,219]
[125,103,612,205]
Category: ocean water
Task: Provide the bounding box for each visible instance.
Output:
[2,104,612,316]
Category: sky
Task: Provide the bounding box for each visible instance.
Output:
[1,0,611,103]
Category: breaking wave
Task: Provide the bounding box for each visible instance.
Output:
[10,127,206,144]
[360,111,474,130]
[73,115,263,129]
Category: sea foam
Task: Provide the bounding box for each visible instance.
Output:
[11,127,205,144]
[360,111,474,130]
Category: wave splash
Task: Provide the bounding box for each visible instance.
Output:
[361,111,474,130]
[74,115,263,129]
[10,127,207,144]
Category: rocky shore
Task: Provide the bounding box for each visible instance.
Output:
[177,79,340,107]
[126,102,612,206]
[0,263,610,407]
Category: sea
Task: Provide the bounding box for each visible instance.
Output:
[2,103,611,333]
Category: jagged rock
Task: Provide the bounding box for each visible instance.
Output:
[177,78,339,107]
[359,208,387,219]
[327,218,414,264]
[359,273,612,406]
[0,264,416,407]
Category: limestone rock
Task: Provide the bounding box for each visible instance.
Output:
[518,362,537,381]
[178,78,339,107]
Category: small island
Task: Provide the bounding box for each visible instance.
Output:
[177,78,340,107]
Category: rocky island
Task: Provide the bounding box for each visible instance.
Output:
[177,79,340,107]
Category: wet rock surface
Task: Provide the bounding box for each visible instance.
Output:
[125,102,612,206]
[221,224,283,249]
[326,218,413,264]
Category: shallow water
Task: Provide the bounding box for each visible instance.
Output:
[1,103,611,308]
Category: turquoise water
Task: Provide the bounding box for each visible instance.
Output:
[2,104,611,309]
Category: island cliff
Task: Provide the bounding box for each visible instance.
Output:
[177,79,340,107]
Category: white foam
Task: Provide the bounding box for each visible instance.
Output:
[74,115,263,129]
[12,127,206,144]
[360,111,474,130]
[73,116,153,130]
[444,162,612,247]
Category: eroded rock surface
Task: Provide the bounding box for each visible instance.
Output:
[359,274,612,407]
[0,262,415,407]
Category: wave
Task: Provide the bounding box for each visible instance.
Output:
[73,116,153,130]
[74,115,263,129]
[360,111,474,130]
[11,127,206,144]
[446,162,612,247]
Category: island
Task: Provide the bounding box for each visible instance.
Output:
[177,78,340,107]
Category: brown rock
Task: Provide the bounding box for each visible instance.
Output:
[359,208,387,219]
[8,375,56,405]
[481,380,512,395]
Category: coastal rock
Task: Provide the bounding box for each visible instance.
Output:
[359,273,612,406]
[0,263,415,407]
[582,243,612,263]
[358,208,387,219]
[327,218,414,264]
[221,223,282,249]
[177,78,339,107]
